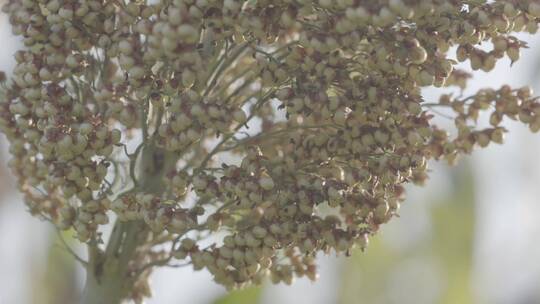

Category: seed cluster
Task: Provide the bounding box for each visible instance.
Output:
[2,0,540,299]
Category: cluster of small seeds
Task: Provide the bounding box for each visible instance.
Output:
[3,0,540,299]
[111,193,198,233]
[156,89,247,151]
[429,86,540,162]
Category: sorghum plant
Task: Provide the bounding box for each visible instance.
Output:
[1,0,540,303]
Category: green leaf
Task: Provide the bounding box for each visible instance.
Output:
[213,287,262,304]
[32,231,79,304]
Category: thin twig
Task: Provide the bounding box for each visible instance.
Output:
[203,42,251,97]
[192,89,278,175]
[55,229,88,266]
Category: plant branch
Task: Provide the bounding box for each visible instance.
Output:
[55,229,88,267]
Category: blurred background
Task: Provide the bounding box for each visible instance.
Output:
[2,6,540,304]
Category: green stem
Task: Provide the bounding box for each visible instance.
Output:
[80,142,176,304]
[80,238,134,304]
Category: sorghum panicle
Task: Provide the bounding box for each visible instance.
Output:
[1,0,540,301]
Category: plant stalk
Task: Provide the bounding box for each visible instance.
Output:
[80,142,176,303]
